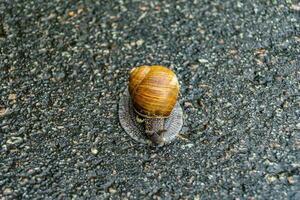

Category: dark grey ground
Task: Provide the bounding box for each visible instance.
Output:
[0,0,299,199]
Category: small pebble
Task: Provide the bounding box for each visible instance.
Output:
[198,58,209,63]
[7,136,23,145]
[296,123,300,129]
[91,147,98,155]
[68,11,76,17]
[136,39,144,46]
[287,176,296,184]
[8,93,17,100]
[3,187,13,195]
[266,175,277,183]
[108,187,117,194]
[0,107,7,116]
[181,143,194,149]
[291,4,300,11]
[184,102,193,108]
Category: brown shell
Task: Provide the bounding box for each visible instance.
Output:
[128,65,180,118]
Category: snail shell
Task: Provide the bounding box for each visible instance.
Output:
[128,65,180,118]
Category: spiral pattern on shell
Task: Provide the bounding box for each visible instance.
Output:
[128,65,180,118]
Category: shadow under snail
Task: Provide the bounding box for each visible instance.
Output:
[119,65,183,146]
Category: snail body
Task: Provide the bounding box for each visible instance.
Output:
[119,65,183,146]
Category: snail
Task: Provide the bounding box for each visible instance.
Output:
[119,65,183,146]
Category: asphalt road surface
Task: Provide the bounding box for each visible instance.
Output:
[0,0,299,199]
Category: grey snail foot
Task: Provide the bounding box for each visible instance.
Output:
[118,90,183,145]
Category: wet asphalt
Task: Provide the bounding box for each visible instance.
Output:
[0,0,300,199]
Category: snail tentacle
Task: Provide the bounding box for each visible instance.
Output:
[145,118,165,145]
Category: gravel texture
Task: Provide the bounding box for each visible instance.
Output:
[0,0,300,199]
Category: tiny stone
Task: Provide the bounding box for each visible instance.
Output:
[91,147,98,155]
[185,144,194,148]
[194,194,200,200]
[2,144,7,151]
[291,4,300,11]
[270,143,281,148]
[181,143,194,150]
[20,178,29,186]
[108,187,117,194]
[130,41,136,46]
[287,176,296,184]
[184,102,193,107]
[266,175,277,183]
[136,39,144,46]
[296,123,300,129]
[68,11,75,17]
[190,64,199,70]
[198,58,209,63]
[8,93,17,100]
[7,136,23,145]
[218,39,224,44]
[139,5,148,11]
[3,187,13,195]
[228,49,238,55]
[0,107,7,116]
[55,72,66,80]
